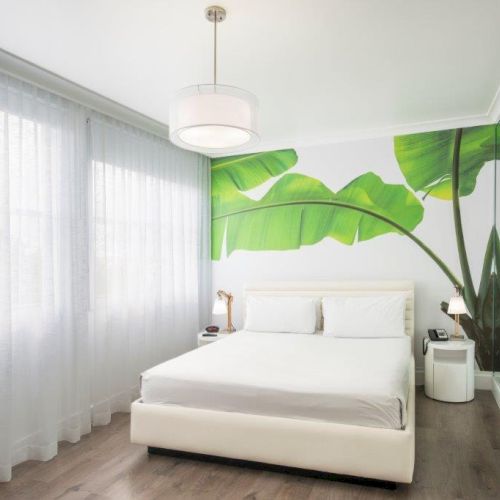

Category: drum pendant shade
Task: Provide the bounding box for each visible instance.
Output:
[169,84,258,153]
[169,6,259,154]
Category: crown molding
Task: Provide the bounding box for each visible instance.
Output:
[2,47,497,156]
[215,88,500,157]
[236,112,492,157]
[0,48,169,139]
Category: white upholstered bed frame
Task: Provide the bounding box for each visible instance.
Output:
[130,281,415,484]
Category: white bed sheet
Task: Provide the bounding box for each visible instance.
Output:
[140,331,412,430]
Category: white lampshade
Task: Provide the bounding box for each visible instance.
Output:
[448,296,467,315]
[169,84,259,154]
[212,297,227,315]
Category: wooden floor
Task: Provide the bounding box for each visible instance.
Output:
[1,388,499,500]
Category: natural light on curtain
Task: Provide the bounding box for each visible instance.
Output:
[0,74,210,481]
[88,116,211,424]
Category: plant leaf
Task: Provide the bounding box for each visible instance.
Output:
[211,218,227,261]
[214,172,424,256]
[394,125,498,200]
[493,227,500,329]
[474,226,495,328]
[477,228,495,303]
[211,149,298,259]
[211,149,298,194]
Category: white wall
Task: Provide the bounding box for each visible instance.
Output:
[212,135,494,370]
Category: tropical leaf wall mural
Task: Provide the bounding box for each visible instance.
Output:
[211,124,500,370]
[211,149,298,260]
[394,125,496,200]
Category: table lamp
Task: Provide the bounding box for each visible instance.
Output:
[213,289,235,333]
[447,290,467,340]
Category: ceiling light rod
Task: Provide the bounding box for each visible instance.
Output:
[169,5,258,153]
[205,5,226,86]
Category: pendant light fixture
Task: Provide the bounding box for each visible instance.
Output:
[169,6,259,154]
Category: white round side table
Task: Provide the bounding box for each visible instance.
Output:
[424,339,474,403]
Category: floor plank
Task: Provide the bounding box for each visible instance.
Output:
[1,388,499,500]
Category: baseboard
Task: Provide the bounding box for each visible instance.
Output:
[415,369,425,386]
[493,377,500,409]
[475,371,494,391]
[415,369,492,391]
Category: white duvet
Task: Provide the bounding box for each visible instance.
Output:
[141,331,412,430]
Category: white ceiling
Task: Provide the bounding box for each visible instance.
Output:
[0,0,499,151]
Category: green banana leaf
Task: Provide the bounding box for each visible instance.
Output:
[474,226,500,328]
[211,149,298,259]
[212,172,424,258]
[211,149,298,196]
[491,227,500,330]
[459,225,500,371]
[477,228,496,307]
[394,125,498,200]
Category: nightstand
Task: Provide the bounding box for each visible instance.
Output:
[424,339,475,403]
[197,331,231,347]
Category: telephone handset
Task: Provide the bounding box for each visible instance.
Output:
[423,329,449,355]
[428,328,449,341]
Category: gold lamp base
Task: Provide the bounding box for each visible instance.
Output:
[216,289,235,333]
[451,313,465,340]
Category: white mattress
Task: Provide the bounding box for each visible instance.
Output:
[140,331,412,430]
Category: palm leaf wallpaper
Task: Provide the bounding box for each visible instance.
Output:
[394,126,496,200]
[211,124,499,370]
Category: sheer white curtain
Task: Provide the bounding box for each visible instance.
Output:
[0,74,90,482]
[88,115,211,424]
[0,75,210,481]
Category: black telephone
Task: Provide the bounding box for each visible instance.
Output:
[203,325,220,337]
[428,328,449,341]
[423,329,449,355]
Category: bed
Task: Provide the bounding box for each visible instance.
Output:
[131,281,415,484]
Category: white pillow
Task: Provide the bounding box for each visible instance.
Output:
[322,295,407,338]
[244,296,317,334]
